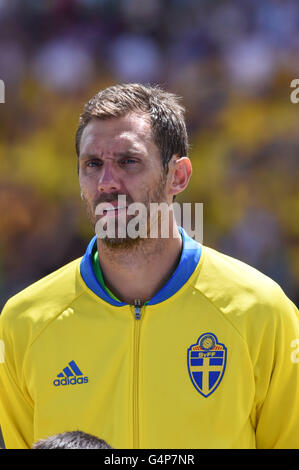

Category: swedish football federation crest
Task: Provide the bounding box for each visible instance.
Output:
[187,333,227,397]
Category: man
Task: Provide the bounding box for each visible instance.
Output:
[0,83,298,449]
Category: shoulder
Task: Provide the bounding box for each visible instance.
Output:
[0,258,84,339]
[198,244,279,291]
[193,245,298,328]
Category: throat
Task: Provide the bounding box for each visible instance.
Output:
[95,235,182,305]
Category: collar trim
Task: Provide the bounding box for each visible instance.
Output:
[80,227,202,306]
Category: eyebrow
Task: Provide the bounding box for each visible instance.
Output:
[79,149,143,160]
[79,153,97,160]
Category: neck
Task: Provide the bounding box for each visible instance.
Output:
[97,224,182,304]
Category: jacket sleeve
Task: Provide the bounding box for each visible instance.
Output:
[255,289,299,449]
[0,304,34,449]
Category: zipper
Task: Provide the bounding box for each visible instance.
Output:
[134,298,142,320]
[132,298,143,449]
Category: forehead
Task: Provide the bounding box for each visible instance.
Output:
[79,113,155,156]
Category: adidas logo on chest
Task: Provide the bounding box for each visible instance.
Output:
[53,360,88,387]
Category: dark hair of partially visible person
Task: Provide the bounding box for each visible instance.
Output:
[32,431,113,449]
[75,82,189,175]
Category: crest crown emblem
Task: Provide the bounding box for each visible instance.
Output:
[187,333,227,397]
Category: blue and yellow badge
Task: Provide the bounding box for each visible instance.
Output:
[187,333,227,397]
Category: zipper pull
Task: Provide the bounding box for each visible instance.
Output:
[134,299,142,320]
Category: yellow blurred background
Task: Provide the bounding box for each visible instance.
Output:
[0,0,298,308]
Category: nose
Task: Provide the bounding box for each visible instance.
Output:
[97,161,121,193]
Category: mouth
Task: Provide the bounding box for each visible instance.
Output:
[102,206,127,215]
[104,205,127,211]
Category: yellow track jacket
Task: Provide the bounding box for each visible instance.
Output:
[0,227,298,449]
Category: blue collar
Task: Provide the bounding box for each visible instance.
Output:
[80,227,201,306]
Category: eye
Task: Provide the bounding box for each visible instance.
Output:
[86,160,101,168]
[121,158,138,165]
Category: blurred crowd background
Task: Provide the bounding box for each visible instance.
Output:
[0,0,298,309]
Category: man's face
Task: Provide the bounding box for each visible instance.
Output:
[78,113,172,248]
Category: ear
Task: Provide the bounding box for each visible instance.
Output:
[167,155,192,198]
